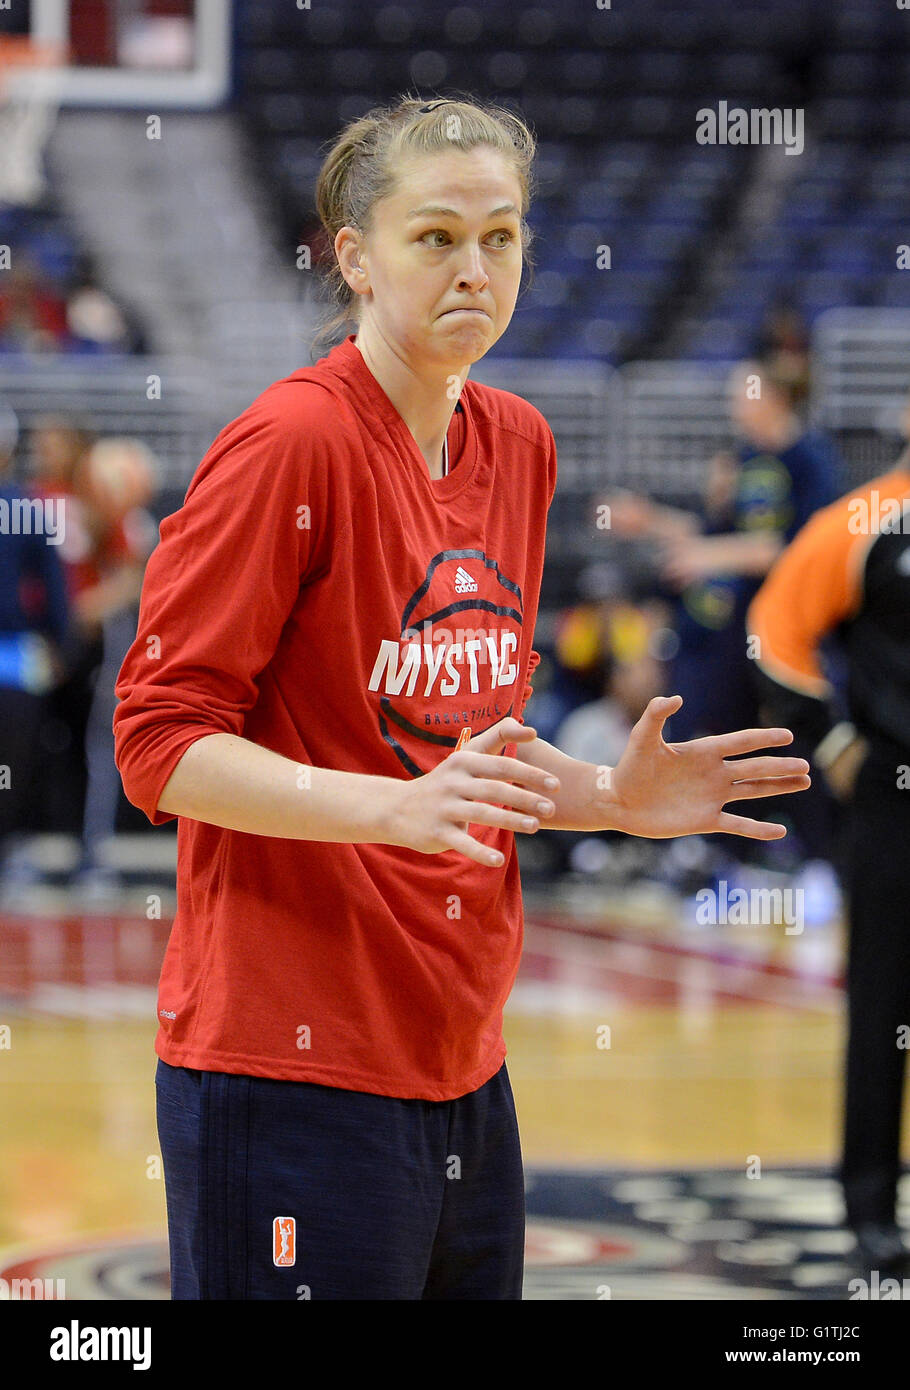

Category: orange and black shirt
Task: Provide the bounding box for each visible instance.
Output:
[747,465,910,764]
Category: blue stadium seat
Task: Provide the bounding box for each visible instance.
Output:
[687,318,752,361]
[233,0,910,370]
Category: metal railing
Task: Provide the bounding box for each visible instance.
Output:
[3,307,910,556]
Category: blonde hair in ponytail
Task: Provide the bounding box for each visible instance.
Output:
[310,90,537,359]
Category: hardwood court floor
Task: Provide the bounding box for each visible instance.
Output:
[506,895,849,1168]
[0,881,895,1253]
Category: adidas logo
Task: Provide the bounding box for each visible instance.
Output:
[454,565,478,593]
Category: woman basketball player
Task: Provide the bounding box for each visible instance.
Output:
[113,94,811,1300]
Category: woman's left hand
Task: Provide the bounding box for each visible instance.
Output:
[607,695,811,840]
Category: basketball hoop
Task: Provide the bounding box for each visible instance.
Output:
[0,36,68,207]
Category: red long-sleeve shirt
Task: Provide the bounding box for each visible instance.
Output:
[113,333,556,1100]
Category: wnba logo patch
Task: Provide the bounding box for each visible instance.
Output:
[273,1217,296,1267]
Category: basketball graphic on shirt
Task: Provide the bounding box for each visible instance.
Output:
[370,547,527,776]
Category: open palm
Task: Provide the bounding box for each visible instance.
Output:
[610,695,811,840]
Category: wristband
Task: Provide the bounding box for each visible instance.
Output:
[813,721,858,772]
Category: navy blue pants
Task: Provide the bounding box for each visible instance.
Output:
[155,1058,525,1300]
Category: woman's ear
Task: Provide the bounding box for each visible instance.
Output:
[335,226,369,296]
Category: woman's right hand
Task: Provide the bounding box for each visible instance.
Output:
[384,716,560,866]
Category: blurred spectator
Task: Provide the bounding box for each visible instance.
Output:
[29,413,94,490]
[753,302,812,408]
[0,245,141,355]
[599,353,842,865]
[29,417,157,887]
[74,436,158,890]
[0,402,69,888]
[555,599,670,767]
[0,254,69,352]
[65,251,145,353]
[548,598,674,879]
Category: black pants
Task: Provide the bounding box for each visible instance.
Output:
[155,1057,526,1300]
[840,743,910,1226]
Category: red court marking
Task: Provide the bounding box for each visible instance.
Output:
[525,909,843,988]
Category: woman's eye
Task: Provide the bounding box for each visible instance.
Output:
[419,229,515,248]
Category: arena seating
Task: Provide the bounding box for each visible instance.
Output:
[233,0,910,366]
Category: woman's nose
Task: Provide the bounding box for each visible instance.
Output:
[457,246,489,291]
